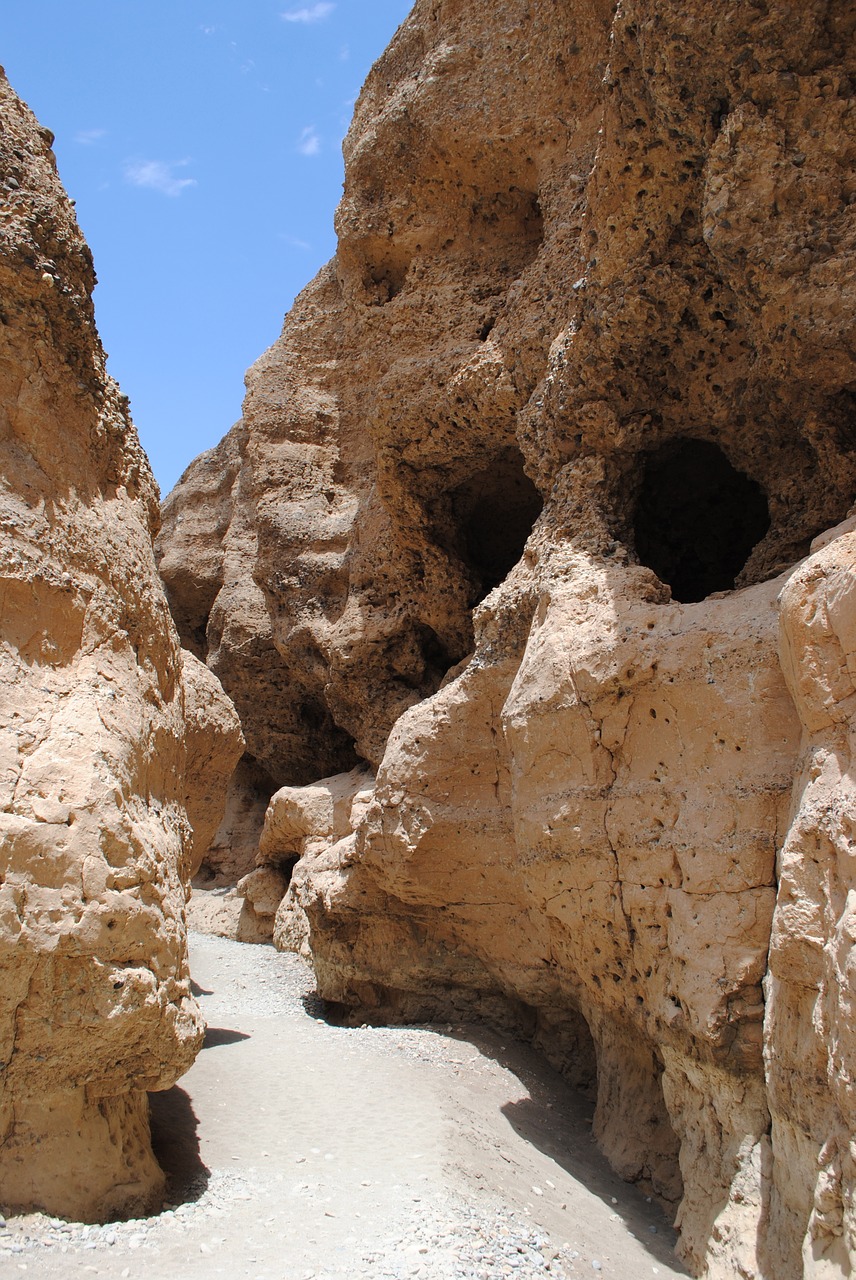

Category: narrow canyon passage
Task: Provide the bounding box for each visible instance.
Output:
[5,935,687,1280]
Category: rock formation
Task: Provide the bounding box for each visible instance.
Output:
[158,419,359,884]
[159,0,856,1275]
[0,69,243,1221]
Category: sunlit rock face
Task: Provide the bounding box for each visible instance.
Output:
[0,68,243,1221]
[160,0,855,1273]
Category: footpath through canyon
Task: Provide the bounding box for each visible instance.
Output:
[2,932,686,1280]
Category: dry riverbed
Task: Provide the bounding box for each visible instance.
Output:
[1,933,688,1279]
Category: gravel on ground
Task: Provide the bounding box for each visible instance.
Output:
[1,932,689,1280]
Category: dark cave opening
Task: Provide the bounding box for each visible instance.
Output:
[273,853,300,889]
[632,438,770,603]
[444,451,544,605]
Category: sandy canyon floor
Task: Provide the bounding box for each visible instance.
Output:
[1,933,688,1280]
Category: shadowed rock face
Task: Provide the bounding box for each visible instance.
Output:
[0,68,243,1221]
[159,0,855,1274]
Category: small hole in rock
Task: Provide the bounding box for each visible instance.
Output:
[362,259,408,305]
[711,98,730,131]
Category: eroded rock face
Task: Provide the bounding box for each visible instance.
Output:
[157,416,359,884]
[766,517,856,1279]
[161,0,855,1274]
[0,70,243,1220]
[256,766,374,954]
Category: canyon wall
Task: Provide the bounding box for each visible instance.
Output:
[160,1,856,1276]
[0,70,243,1220]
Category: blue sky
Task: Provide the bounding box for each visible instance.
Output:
[0,1,412,494]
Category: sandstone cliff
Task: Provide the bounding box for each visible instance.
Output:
[159,1,856,1276]
[0,69,244,1220]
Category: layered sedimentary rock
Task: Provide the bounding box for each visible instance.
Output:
[0,70,243,1220]
[160,1,856,1275]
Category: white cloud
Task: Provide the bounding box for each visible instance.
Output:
[280,233,312,251]
[123,159,197,198]
[282,3,335,23]
[74,128,107,146]
[297,127,321,156]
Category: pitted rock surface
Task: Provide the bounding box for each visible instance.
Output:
[158,2,856,1276]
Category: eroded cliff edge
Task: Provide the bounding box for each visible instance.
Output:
[0,70,244,1220]
[158,2,856,1276]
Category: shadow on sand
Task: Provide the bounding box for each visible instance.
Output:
[459,1022,690,1275]
[203,1026,251,1048]
[148,1085,210,1207]
[302,992,689,1275]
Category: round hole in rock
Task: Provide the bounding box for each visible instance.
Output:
[446,451,543,604]
[633,438,770,603]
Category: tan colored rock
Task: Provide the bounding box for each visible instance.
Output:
[157,417,360,883]
[161,0,856,1274]
[0,70,242,1220]
[289,560,799,1253]
[232,867,291,944]
[764,516,856,1279]
[185,886,246,940]
[185,869,291,946]
[197,758,273,886]
[185,884,273,945]
[256,767,373,954]
[260,766,375,865]
[182,649,245,877]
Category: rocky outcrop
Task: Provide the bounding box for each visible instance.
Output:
[767,517,856,1279]
[0,69,243,1220]
[157,419,359,884]
[255,766,374,954]
[159,0,855,1275]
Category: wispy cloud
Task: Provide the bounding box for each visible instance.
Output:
[297,127,321,156]
[282,2,335,23]
[280,233,312,251]
[74,128,107,146]
[123,159,197,197]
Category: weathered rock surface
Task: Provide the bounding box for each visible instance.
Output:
[256,766,374,954]
[157,419,358,883]
[767,516,856,1280]
[0,69,243,1221]
[160,0,856,1275]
